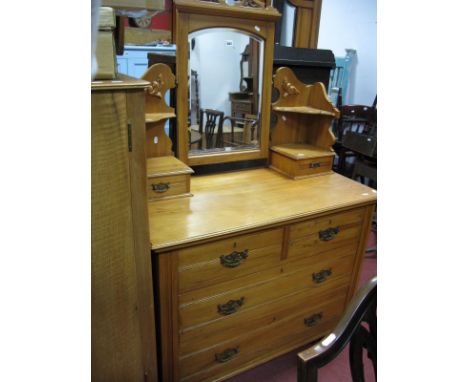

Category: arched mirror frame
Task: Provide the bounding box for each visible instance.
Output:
[174,0,281,166]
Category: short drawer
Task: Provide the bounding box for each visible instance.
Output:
[288,208,365,259]
[178,228,283,293]
[179,287,348,382]
[179,242,357,331]
[147,173,191,200]
[295,155,334,177]
[270,151,334,179]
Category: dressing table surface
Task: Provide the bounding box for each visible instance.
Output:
[148,168,376,252]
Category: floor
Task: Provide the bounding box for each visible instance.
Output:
[225,230,377,382]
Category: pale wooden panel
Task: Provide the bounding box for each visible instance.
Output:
[270,144,335,160]
[149,169,377,251]
[179,289,347,381]
[179,275,352,356]
[91,90,144,381]
[147,156,194,176]
[179,247,356,335]
[125,90,159,382]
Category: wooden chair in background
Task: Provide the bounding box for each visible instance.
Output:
[198,108,224,149]
[297,277,377,382]
[222,114,259,147]
[333,98,377,179]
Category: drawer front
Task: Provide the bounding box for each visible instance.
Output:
[147,174,190,200]
[179,242,357,331]
[178,228,283,293]
[232,101,252,114]
[295,156,334,177]
[179,266,352,355]
[179,287,348,381]
[288,208,365,259]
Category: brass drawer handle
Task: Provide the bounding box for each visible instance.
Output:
[151,182,170,193]
[319,226,340,241]
[312,268,332,283]
[215,347,239,363]
[304,312,323,327]
[218,297,245,316]
[309,162,321,169]
[220,250,249,268]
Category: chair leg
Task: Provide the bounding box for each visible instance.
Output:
[297,360,318,382]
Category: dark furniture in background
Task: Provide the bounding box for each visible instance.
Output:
[273,45,335,88]
[297,276,377,382]
[334,97,377,188]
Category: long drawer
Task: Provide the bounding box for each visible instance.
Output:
[178,228,283,293]
[179,262,352,355]
[179,242,357,331]
[179,287,348,382]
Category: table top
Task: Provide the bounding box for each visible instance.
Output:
[148,168,376,251]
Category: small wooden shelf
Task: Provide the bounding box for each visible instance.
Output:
[270,144,335,160]
[145,112,176,124]
[272,106,336,117]
[147,156,194,177]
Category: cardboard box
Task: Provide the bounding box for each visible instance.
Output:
[95,7,117,80]
[95,31,117,80]
[101,0,164,13]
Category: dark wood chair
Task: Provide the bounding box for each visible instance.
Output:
[333,95,377,177]
[297,276,377,382]
[199,108,224,149]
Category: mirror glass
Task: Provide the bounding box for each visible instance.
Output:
[187,28,264,156]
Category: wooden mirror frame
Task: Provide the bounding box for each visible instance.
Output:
[174,0,281,166]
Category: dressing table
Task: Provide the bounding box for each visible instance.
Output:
[147,1,376,381]
[91,1,376,381]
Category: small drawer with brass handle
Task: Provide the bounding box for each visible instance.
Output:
[309,162,321,169]
[215,347,239,363]
[304,312,323,327]
[151,182,170,193]
[220,249,249,268]
[318,226,340,241]
[312,268,332,283]
[217,297,245,316]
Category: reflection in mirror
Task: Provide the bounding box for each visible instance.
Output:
[188,28,264,155]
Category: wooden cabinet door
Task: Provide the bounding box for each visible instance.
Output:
[92,87,157,382]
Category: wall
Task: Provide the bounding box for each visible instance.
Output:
[317,0,376,105]
[190,30,250,116]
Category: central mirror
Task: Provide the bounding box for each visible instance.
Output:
[187,28,264,156]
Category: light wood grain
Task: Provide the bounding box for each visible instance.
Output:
[272,106,335,117]
[91,74,149,90]
[179,244,357,331]
[179,289,347,381]
[147,156,194,177]
[270,143,335,160]
[179,273,352,356]
[174,2,278,166]
[145,112,176,124]
[92,83,157,381]
[148,169,376,251]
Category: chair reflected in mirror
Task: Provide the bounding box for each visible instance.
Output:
[190,108,224,150]
[222,114,259,147]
